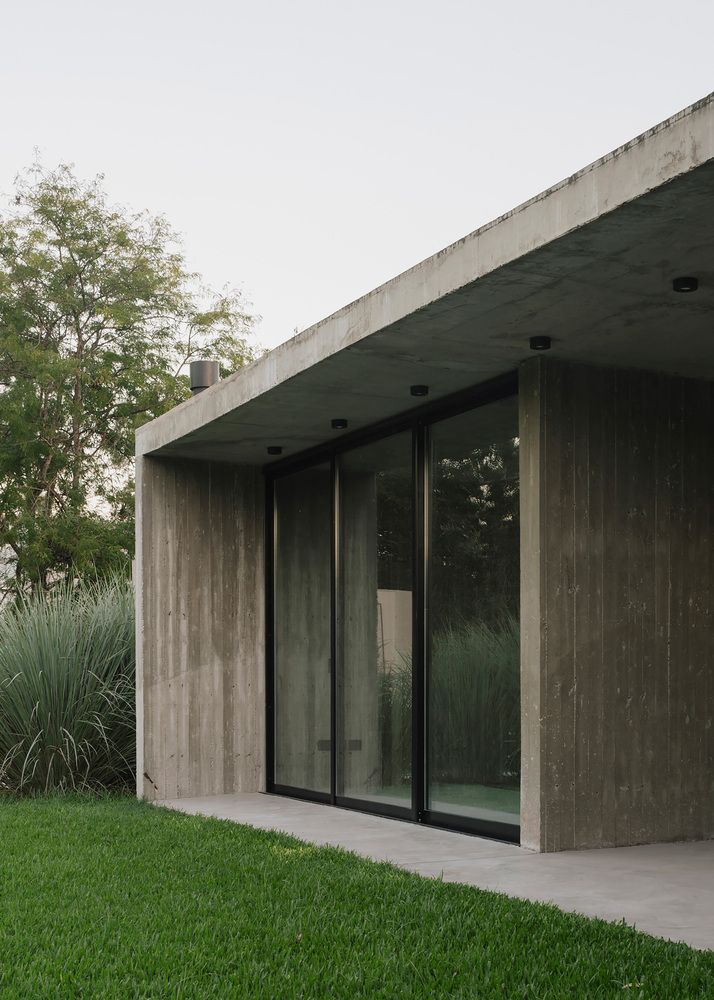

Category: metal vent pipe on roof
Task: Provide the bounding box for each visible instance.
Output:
[189,360,220,395]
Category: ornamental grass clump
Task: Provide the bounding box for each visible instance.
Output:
[0,577,135,794]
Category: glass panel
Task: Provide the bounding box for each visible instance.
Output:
[427,397,520,827]
[338,432,413,808]
[274,464,332,794]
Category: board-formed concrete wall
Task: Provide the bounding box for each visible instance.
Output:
[520,357,714,852]
[273,466,332,793]
[136,456,264,801]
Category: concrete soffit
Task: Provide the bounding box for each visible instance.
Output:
[136,93,714,464]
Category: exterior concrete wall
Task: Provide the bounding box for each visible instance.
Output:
[274,466,332,792]
[136,456,264,801]
[520,357,714,851]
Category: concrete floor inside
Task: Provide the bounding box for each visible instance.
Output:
[158,792,714,952]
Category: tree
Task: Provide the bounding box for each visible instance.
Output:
[0,163,258,594]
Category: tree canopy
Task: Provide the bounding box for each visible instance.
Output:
[0,164,258,594]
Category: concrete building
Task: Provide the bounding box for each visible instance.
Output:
[136,94,714,853]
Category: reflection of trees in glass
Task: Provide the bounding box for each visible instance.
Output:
[375,471,413,591]
[371,440,519,618]
[432,439,519,630]
[429,435,520,792]
[371,435,521,794]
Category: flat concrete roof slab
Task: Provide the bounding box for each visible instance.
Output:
[138,94,714,464]
[158,792,714,951]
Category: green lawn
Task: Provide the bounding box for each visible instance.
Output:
[0,797,712,999]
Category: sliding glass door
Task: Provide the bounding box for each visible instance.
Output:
[427,398,520,829]
[269,381,520,840]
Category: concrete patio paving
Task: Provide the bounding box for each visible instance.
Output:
[158,793,714,952]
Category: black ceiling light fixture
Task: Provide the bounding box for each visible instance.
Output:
[530,335,551,351]
[410,384,429,397]
[672,276,699,293]
[267,445,283,456]
[331,418,348,430]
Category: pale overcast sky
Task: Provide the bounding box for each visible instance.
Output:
[2,1,713,349]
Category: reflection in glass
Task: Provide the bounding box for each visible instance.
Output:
[428,398,520,827]
[274,464,332,794]
[338,433,413,808]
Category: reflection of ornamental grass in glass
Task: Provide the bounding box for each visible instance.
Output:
[430,614,520,788]
[378,652,412,787]
[0,577,135,794]
[377,615,520,790]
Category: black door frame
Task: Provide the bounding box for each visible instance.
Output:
[265,370,520,843]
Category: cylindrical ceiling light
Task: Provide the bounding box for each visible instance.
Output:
[672,276,698,293]
[529,336,551,351]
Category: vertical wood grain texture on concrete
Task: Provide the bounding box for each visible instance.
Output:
[136,456,264,801]
[520,358,714,851]
[274,466,332,793]
[518,362,545,851]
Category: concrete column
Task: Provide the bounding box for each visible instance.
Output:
[136,455,264,801]
[520,357,714,851]
[519,360,545,851]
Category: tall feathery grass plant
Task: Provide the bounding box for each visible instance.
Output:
[0,577,135,794]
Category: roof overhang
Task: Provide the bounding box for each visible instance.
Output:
[137,93,714,465]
